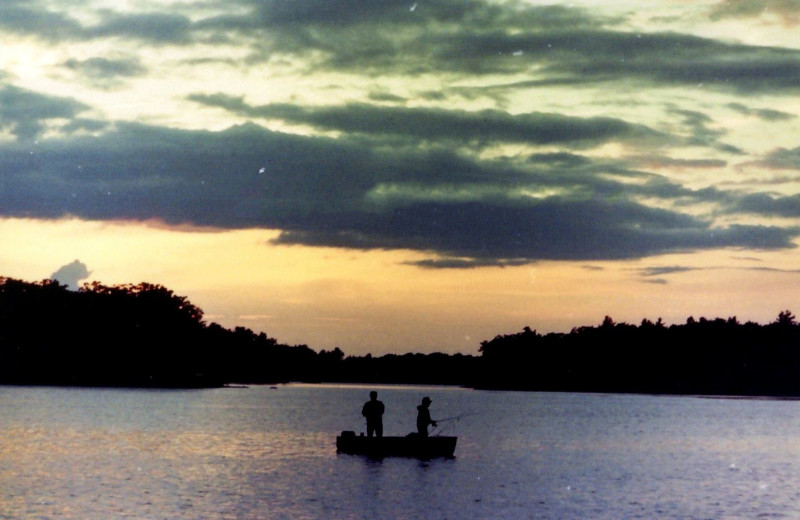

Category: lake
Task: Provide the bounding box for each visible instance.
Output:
[2,384,800,519]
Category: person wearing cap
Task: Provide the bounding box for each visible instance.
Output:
[416,397,437,437]
[362,391,385,438]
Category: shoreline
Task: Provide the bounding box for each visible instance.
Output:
[7,380,800,402]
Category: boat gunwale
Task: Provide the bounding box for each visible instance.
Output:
[335,431,457,459]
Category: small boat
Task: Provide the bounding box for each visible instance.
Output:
[336,430,457,459]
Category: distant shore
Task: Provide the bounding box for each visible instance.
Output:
[3,277,800,397]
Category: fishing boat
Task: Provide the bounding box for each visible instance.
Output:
[336,431,457,458]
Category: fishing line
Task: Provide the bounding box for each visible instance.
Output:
[430,410,479,436]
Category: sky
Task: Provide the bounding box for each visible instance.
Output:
[2,0,800,355]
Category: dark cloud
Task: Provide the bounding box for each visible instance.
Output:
[638,266,699,277]
[667,107,743,153]
[367,91,407,103]
[63,57,147,87]
[634,264,700,285]
[732,193,800,218]
[0,2,82,40]
[0,121,796,266]
[61,118,111,134]
[630,155,727,169]
[3,1,800,269]
[87,13,194,44]
[226,1,614,71]
[0,122,380,225]
[727,102,796,121]
[0,85,89,140]
[0,3,193,44]
[6,1,800,95]
[188,95,669,148]
[245,0,435,26]
[409,258,532,269]
[181,1,800,94]
[271,198,796,262]
[742,265,800,274]
[756,147,800,170]
[206,1,606,31]
[495,30,800,94]
[250,20,800,93]
[639,263,800,285]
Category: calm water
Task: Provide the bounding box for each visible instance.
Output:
[3,384,800,519]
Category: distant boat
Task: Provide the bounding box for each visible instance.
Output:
[336,430,457,459]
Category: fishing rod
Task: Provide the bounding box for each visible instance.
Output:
[432,410,480,423]
[429,410,479,436]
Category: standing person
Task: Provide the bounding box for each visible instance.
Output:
[362,391,385,438]
[416,397,437,437]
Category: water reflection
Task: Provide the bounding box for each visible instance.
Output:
[0,420,334,519]
[4,386,800,519]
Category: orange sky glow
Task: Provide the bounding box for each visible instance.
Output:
[2,0,800,354]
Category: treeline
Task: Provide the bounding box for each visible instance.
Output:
[3,276,800,396]
[0,277,477,388]
[476,315,800,396]
[0,277,338,387]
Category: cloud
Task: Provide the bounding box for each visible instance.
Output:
[61,118,110,134]
[0,3,194,44]
[409,258,532,269]
[634,263,800,285]
[666,107,743,153]
[756,147,800,170]
[629,155,727,169]
[295,27,800,93]
[7,1,800,95]
[727,102,796,121]
[270,198,796,263]
[638,266,700,277]
[3,1,800,269]
[177,1,800,94]
[50,259,91,289]
[1,121,795,266]
[643,278,670,285]
[203,0,607,32]
[188,95,670,148]
[709,0,800,25]
[63,56,147,87]
[742,265,800,274]
[732,193,800,218]
[0,2,82,41]
[0,85,89,140]
[447,30,800,93]
[87,13,194,44]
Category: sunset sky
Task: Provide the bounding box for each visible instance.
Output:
[2,0,800,355]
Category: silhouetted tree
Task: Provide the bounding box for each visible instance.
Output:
[473,311,800,396]
[777,310,796,326]
[0,277,307,387]
[4,276,800,394]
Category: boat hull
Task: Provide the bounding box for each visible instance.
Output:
[336,431,457,458]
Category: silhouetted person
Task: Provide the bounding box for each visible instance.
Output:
[416,397,437,437]
[362,391,385,438]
